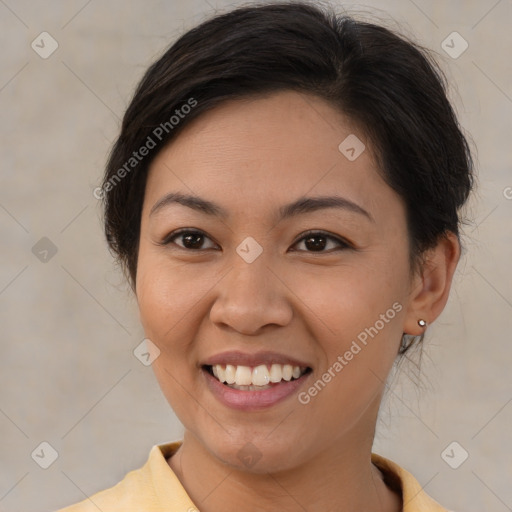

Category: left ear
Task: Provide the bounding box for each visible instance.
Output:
[403,231,461,336]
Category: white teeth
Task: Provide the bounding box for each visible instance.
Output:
[252,365,270,386]
[216,365,226,382]
[224,364,236,384]
[269,364,282,383]
[282,364,293,381]
[210,363,307,387]
[234,365,253,386]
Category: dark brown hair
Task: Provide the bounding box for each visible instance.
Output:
[100,1,474,355]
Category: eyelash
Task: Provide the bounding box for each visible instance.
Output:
[159,228,352,253]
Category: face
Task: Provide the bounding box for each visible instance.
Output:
[136,90,416,472]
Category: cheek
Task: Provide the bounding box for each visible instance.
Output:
[135,256,190,371]
[135,255,204,415]
[285,252,407,389]
[289,253,406,333]
[293,269,405,426]
[135,251,224,378]
[136,253,204,334]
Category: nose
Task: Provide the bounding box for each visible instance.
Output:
[209,250,293,335]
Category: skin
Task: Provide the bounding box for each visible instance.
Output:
[135,90,460,512]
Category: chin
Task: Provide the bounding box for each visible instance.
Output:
[205,432,303,474]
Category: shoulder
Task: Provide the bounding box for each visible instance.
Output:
[371,452,457,512]
[54,463,154,511]
[55,442,192,511]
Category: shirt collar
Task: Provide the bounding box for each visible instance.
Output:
[149,441,450,511]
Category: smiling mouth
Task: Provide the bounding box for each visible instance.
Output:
[203,364,312,390]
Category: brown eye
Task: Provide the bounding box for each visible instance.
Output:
[162,229,218,250]
[291,231,351,253]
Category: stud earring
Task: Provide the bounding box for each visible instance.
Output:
[418,319,426,327]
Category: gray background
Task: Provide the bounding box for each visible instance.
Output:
[1,1,511,511]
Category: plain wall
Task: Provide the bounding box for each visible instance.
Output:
[1,1,511,511]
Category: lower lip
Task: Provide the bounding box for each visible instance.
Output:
[202,368,311,411]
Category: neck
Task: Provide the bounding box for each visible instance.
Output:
[168,428,402,512]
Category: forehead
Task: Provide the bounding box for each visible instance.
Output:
[143,90,395,220]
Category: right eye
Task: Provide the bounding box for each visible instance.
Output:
[160,228,219,251]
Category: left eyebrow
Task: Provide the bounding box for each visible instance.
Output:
[149,192,374,223]
[278,195,374,223]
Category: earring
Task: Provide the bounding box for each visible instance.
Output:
[400,320,427,353]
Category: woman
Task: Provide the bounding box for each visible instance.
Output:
[58,1,474,511]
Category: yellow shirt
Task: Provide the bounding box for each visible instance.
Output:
[56,441,453,511]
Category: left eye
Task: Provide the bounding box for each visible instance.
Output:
[291,230,351,252]
[160,229,350,253]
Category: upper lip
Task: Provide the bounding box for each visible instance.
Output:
[201,350,312,369]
